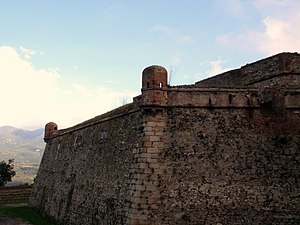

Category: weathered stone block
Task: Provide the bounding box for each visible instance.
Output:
[149,136,160,142]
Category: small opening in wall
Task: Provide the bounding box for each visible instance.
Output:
[208,97,213,108]
[147,82,150,88]
[229,94,233,104]
[159,82,163,89]
[247,98,251,105]
[54,127,57,130]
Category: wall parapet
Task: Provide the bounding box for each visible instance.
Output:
[166,88,300,109]
[44,87,300,142]
[43,102,140,142]
[196,52,300,88]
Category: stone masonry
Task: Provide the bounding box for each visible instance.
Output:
[30,52,300,225]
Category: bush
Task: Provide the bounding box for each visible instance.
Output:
[0,159,16,186]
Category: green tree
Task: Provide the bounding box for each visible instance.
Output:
[0,159,16,186]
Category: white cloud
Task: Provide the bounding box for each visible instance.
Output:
[184,60,232,83]
[0,46,59,129]
[260,15,300,54]
[205,60,230,77]
[216,1,300,55]
[0,46,138,130]
[20,46,44,60]
[179,35,194,44]
[55,84,137,128]
[197,60,232,80]
[150,25,172,34]
[253,0,297,11]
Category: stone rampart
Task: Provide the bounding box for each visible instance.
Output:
[30,107,143,224]
[196,52,300,88]
[156,107,299,224]
[30,53,300,225]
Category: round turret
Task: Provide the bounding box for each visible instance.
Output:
[44,122,58,141]
[142,65,168,91]
[141,65,168,106]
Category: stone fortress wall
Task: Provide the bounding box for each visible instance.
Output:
[30,52,300,225]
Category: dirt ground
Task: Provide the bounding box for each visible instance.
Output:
[0,217,31,225]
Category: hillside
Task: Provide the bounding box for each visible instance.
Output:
[0,126,45,184]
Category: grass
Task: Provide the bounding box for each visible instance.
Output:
[0,200,55,225]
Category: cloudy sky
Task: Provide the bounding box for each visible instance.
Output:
[0,0,299,130]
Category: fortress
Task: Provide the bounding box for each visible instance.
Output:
[30,53,300,225]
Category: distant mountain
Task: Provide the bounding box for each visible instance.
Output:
[0,126,45,163]
[14,128,44,140]
[0,126,45,183]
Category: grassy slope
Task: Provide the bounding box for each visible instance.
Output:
[0,201,55,225]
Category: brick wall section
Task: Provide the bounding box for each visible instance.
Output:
[0,185,32,201]
[126,65,169,224]
[126,109,167,225]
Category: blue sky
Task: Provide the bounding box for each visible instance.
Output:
[0,0,299,129]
